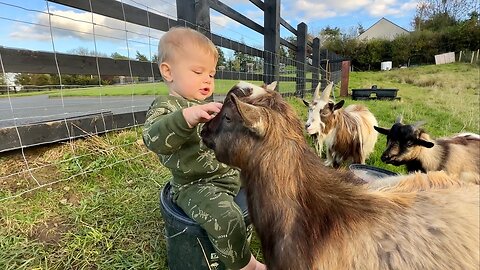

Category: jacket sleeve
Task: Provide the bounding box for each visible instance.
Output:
[142,101,195,155]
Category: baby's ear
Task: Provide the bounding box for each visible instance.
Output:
[159,62,173,82]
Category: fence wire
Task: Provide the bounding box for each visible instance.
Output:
[0,0,342,201]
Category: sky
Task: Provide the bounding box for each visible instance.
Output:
[0,0,419,61]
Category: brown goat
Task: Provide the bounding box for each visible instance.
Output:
[367,170,470,192]
[201,82,479,270]
[375,118,480,184]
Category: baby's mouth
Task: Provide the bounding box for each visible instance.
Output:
[199,88,210,95]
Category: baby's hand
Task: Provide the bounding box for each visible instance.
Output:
[183,102,223,128]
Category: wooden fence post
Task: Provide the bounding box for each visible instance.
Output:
[263,0,280,88]
[195,0,213,101]
[340,60,350,97]
[320,49,328,91]
[176,0,195,27]
[295,22,307,97]
[311,37,321,95]
[195,0,210,34]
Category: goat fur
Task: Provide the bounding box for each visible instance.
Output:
[201,82,479,270]
[375,119,480,184]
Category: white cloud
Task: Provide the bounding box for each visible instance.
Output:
[280,0,417,23]
[281,0,371,21]
[9,7,165,43]
[211,14,232,28]
[367,0,418,17]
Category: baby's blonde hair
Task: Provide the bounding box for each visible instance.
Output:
[157,27,218,64]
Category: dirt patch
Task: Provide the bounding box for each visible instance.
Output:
[0,144,67,193]
[30,218,71,246]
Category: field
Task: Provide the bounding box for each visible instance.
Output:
[0,63,479,269]
[3,79,301,98]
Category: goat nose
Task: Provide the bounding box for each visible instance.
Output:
[381,154,389,162]
[305,123,310,129]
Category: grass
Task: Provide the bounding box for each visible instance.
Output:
[0,63,479,269]
[2,79,302,98]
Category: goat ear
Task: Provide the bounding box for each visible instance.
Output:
[266,81,277,91]
[333,100,345,110]
[374,126,390,135]
[230,94,266,137]
[302,100,310,107]
[415,139,434,148]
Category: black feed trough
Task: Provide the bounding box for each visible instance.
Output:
[351,85,399,100]
[349,164,398,183]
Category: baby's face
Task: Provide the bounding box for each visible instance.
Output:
[168,43,217,101]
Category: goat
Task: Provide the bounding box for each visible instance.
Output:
[374,117,480,184]
[303,83,378,167]
[200,82,479,270]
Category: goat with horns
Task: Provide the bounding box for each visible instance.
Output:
[303,82,378,167]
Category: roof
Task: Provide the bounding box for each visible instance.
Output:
[358,17,410,41]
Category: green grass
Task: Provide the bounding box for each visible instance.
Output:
[0,63,479,269]
[2,79,302,98]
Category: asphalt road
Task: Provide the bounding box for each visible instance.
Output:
[0,94,225,128]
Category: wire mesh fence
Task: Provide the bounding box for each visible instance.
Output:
[0,0,345,201]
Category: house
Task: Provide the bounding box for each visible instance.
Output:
[358,17,409,41]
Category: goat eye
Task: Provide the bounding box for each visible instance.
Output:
[224,114,231,122]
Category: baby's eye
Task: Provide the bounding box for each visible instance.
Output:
[193,70,202,75]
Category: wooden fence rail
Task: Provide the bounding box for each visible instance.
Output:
[0,0,345,153]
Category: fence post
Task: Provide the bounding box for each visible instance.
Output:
[320,49,328,90]
[195,0,213,101]
[264,0,280,88]
[176,0,195,27]
[195,0,210,34]
[311,37,320,95]
[295,22,307,98]
[340,60,350,97]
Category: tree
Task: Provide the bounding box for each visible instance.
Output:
[216,46,227,68]
[111,52,129,60]
[152,54,159,63]
[285,36,297,60]
[135,51,148,61]
[14,74,52,86]
[320,26,341,41]
[413,0,477,30]
[67,47,107,57]
[357,23,366,35]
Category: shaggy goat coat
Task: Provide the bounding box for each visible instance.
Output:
[201,82,479,270]
[304,83,377,167]
[375,120,480,184]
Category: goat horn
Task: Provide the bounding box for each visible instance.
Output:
[313,82,321,100]
[413,120,426,129]
[395,115,403,124]
[320,82,334,101]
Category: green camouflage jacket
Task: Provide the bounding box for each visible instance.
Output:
[142,95,239,189]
